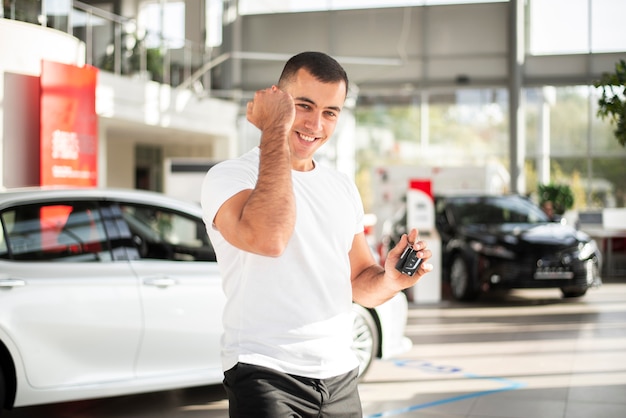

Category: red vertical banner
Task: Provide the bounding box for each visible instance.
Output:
[40,60,98,187]
[409,179,433,199]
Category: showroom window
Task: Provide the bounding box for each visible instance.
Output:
[528,0,626,55]
[138,0,185,49]
[524,86,625,208]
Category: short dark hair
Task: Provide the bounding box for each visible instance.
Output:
[278,51,349,96]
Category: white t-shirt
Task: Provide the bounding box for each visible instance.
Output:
[201,147,363,379]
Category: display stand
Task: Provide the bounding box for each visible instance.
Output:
[405,179,441,303]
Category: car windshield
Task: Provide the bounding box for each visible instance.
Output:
[449,196,550,225]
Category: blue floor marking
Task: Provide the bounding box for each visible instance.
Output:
[363,360,526,418]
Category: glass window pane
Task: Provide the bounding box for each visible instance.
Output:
[529,0,626,55]
[44,0,71,31]
[591,86,626,154]
[0,212,9,257]
[529,0,589,55]
[139,1,185,49]
[591,0,626,53]
[2,0,41,24]
[1,202,110,262]
[120,204,216,261]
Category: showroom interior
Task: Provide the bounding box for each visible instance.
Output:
[2,0,625,274]
[1,1,626,417]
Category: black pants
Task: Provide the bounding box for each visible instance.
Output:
[223,363,362,418]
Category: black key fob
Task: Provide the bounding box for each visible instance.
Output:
[395,245,423,276]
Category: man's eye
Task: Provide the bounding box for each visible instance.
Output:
[297,103,311,110]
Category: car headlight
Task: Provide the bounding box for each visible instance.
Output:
[469,240,516,259]
[577,240,598,261]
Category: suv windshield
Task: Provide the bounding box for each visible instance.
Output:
[449,196,550,226]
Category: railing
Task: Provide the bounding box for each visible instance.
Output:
[2,0,211,90]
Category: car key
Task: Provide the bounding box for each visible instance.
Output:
[395,244,423,276]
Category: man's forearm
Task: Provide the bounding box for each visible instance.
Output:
[351,265,399,308]
[240,129,296,255]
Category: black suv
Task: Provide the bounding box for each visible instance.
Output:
[381,194,602,301]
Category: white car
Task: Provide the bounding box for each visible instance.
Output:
[0,188,411,412]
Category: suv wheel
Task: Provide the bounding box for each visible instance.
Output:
[450,255,479,301]
[561,287,587,298]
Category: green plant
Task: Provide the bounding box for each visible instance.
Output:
[538,183,574,215]
[594,59,626,147]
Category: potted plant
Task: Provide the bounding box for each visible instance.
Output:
[538,183,574,217]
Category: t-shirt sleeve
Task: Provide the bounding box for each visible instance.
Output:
[200,158,257,230]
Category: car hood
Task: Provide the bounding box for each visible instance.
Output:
[460,222,591,247]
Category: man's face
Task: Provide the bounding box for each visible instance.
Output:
[281,68,346,171]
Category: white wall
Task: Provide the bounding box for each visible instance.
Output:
[105,136,135,189]
[0,20,84,74]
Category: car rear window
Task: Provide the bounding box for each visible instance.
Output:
[0,201,111,262]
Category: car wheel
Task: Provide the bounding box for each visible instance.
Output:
[351,304,380,379]
[450,255,479,301]
[561,287,587,298]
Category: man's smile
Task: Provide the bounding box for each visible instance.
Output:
[297,132,319,142]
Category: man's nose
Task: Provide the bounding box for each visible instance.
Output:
[303,112,323,131]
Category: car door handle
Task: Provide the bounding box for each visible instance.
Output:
[0,278,26,288]
[143,277,178,287]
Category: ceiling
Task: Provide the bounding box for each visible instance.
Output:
[202,2,625,104]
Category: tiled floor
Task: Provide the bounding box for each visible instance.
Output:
[360,277,626,417]
[6,278,626,417]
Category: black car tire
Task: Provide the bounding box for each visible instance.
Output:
[450,254,479,301]
[351,304,380,379]
[561,287,588,298]
[0,365,5,413]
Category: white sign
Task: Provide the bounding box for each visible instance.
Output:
[406,188,434,231]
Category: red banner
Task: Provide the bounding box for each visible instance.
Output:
[40,60,98,187]
[409,179,433,199]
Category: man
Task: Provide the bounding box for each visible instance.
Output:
[541,200,555,220]
[201,51,432,417]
